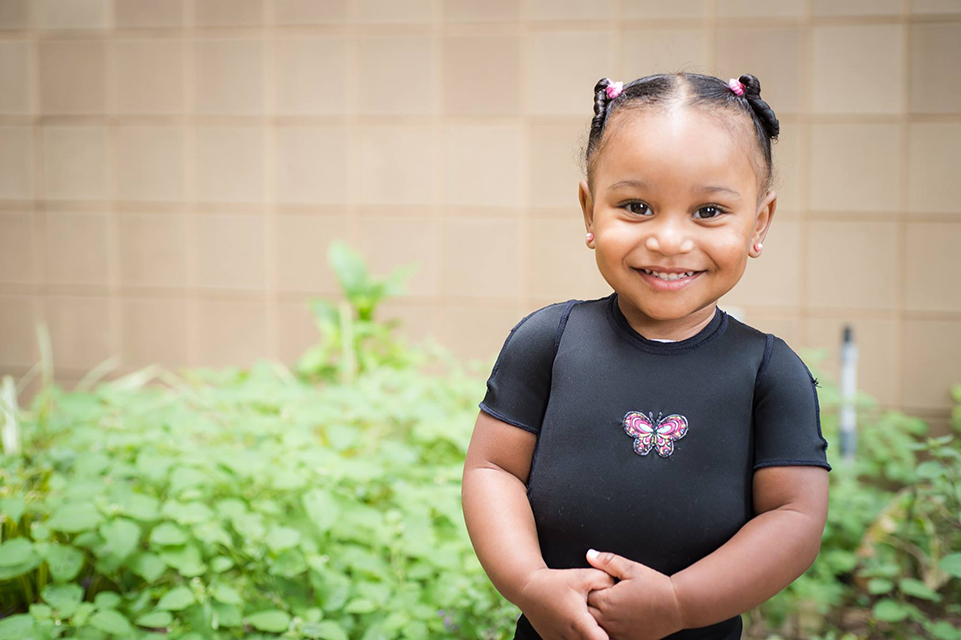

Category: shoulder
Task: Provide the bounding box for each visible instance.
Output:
[501,298,580,357]
[722,312,769,345]
[721,314,815,386]
[755,333,819,393]
[718,312,778,374]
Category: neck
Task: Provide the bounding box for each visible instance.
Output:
[617,297,718,342]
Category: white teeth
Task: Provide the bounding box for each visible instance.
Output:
[641,268,698,281]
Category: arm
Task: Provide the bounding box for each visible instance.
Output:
[462,409,547,607]
[669,465,830,629]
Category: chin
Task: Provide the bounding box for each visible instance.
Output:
[641,304,695,320]
[634,299,697,321]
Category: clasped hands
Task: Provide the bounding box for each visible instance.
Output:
[519,549,686,640]
[583,548,685,640]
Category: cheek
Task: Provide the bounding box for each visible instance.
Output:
[597,225,634,256]
[706,231,749,267]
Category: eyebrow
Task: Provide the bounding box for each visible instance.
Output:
[607,178,741,199]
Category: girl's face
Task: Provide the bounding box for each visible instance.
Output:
[579,107,777,328]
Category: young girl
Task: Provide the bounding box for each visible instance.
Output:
[461,72,831,640]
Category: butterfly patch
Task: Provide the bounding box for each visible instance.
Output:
[622,410,689,457]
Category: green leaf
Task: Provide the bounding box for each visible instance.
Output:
[128,552,166,583]
[328,240,368,295]
[211,601,244,628]
[345,598,376,614]
[0,539,41,580]
[41,583,84,617]
[940,553,961,579]
[0,538,33,566]
[99,518,141,561]
[159,543,205,577]
[163,500,213,525]
[29,603,52,620]
[916,461,944,479]
[0,497,26,525]
[0,614,35,640]
[210,583,243,605]
[89,608,134,635]
[168,467,208,495]
[899,578,942,602]
[210,556,234,573]
[266,526,301,553]
[927,619,961,640]
[47,502,103,533]
[149,522,188,546]
[117,492,160,521]
[269,548,307,578]
[303,489,340,534]
[42,544,85,582]
[873,598,910,622]
[135,610,173,628]
[301,620,349,640]
[247,609,291,633]
[867,578,894,595]
[94,591,122,609]
[156,586,195,611]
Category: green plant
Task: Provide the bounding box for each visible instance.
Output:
[296,240,420,384]
[0,242,519,639]
[744,349,961,640]
[0,351,519,638]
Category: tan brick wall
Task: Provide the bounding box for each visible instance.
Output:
[0,0,959,431]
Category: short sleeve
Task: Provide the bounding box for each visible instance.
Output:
[478,301,575,435]
[753,335,832,472]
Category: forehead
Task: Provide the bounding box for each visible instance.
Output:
[595,107,757,193]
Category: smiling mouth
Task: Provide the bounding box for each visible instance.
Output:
[633,268,705,290]
[636,268,705,281]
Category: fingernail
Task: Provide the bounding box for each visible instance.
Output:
[587,548,598,560]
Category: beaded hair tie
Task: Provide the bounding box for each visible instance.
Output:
[605,79,624,99]
[728,78,745,96]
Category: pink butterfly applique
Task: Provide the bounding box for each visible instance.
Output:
[622,410,689,457]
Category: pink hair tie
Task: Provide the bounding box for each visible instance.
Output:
[605,80,624,99]
[728,78,745,96]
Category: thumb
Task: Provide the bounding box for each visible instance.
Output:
[586,548,635,580]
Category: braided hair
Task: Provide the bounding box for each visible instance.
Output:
[583,72,780,207]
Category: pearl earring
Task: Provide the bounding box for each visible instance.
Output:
[754,242,763,252]
[586,232,594,242]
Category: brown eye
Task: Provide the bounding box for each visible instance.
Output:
[694,206,725,220]
[624,202,651,216]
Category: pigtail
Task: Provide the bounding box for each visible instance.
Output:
[738,73,780,140]
[591,78,615,133]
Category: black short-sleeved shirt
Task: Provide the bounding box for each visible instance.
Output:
[478,291,831,640]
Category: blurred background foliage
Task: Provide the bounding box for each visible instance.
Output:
[0,242,959,640]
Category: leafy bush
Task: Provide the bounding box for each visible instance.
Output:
[0,243,517,639]
[0,354,518,640]
[744,353,961,640]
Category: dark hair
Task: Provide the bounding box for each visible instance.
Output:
[582,72,780,207]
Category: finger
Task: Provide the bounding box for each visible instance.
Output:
[574,568,611,591]
[586,589,598,608]
[584,569,616,591]
[586,548,635,580]
[580,611,610,640]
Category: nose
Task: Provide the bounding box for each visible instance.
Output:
[644,216,695,255]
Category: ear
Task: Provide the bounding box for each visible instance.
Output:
[579,179,594,232]
[751,189,777,256]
